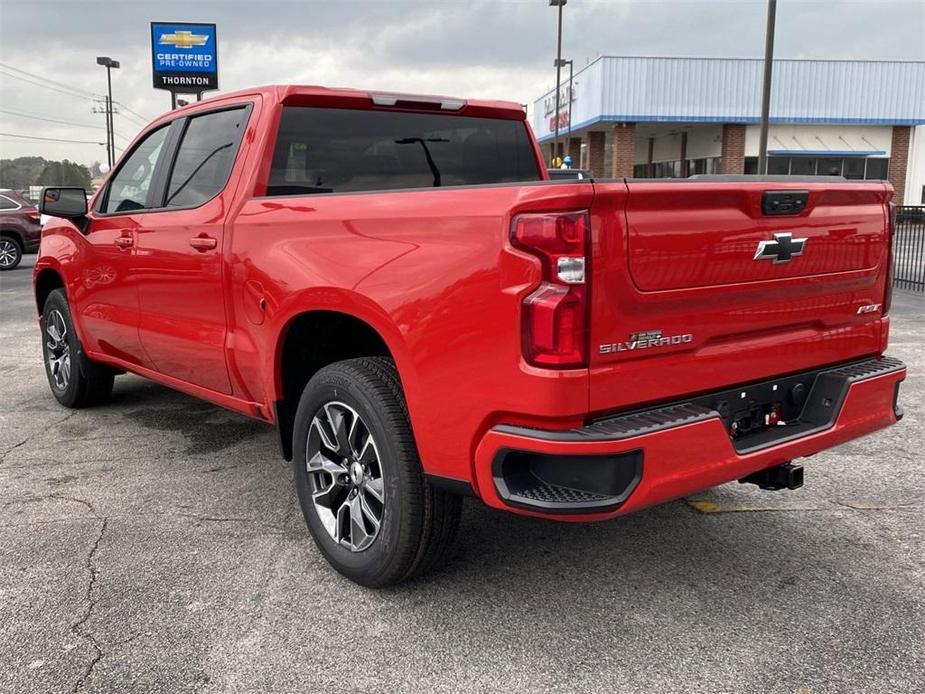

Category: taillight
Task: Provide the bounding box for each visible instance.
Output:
[25,210,40,222]
[511,211,589,368]
[884,203,895,316]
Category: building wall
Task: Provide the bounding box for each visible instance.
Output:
[633,136,648,163]
[889,126,912,203]
[905,125,925,205]
[533,57,925,143]
[743,124,894,157]
[720,125,747,174]
[685,126,723,160]
[629,126,723,165]
[651,133,683,162]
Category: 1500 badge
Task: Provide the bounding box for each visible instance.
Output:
[599,329,693,354]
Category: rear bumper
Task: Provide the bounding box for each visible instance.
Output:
[474,357,905,521]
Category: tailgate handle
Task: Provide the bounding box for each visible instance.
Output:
[762,190,808,216]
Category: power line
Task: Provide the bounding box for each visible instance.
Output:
[0,132,105,145]
[0,63,152,127]
[113,103,151,124]
[0,107,100,130]
[0,62,103,99]
[0,107,135,142]
[115,112,148,130]
[0,68,100,102]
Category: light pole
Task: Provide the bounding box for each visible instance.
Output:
[555,58,574,164]
[96,56,120,169]
[549,0,567,164]
[757,0,777,175]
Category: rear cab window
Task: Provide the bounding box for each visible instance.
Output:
[267,107,541,196]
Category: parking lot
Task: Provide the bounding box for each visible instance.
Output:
[1,255,922,693]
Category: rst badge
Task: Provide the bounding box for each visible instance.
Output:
[599,329,693,354]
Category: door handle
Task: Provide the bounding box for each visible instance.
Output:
[189,235,218,251]
[114,234,134,250]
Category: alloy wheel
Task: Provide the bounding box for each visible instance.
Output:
[45,309,71,391]
[306,401,385,552]
[0,239,19,268]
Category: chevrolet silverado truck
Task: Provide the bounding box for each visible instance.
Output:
[35,85,905,587]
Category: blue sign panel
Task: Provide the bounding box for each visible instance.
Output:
[151,22,218,92]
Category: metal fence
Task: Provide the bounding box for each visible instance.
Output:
[894,206,925,293]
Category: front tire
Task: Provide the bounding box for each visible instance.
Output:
[0,236,22,270]
[41,289,114,408]
[292,357,461,587]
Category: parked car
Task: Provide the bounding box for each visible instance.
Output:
[0,188,41,270]
[547,167,592,180]
[35,85,905,586]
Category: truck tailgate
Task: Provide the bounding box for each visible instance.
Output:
[587,179,892,414]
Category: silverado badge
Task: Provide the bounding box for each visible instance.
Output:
[599,329,693,354]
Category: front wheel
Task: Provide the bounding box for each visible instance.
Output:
[292,357,461,587]
[41,289,115,408]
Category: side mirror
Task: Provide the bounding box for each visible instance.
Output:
[39,187,88,219]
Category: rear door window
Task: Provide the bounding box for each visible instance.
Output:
[267,107,541,195]
[164,107,249,208]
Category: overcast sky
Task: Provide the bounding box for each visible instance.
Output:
[1,0,923,167]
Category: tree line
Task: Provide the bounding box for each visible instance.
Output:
[0,156,92,190]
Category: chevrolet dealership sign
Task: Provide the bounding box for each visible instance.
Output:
[151,22,218,92]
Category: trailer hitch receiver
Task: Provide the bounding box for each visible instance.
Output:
[739,462,804,491]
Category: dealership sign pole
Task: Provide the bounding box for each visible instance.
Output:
[150,22,218,108]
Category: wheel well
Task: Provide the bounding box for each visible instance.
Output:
[1,229,24,245]
[276,311,392,460]
[35,269,65,315]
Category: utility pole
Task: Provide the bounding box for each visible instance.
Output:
[549,0,567,164]
[92,100,111,168]
[106,67,115,165]
[757,0,777,175]
[96,57,120,168]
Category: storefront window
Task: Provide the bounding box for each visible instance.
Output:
[865,158,888,180]
[744,155,889,179]
[790,157,816,175]
[818,158,843,176]
[687,157,721,176]
[844,158,865,179]
[768,157,790,175]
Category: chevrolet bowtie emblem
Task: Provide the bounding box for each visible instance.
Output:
[754,232,806,264]
[159,30,209,49]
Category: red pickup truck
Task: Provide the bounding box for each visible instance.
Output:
[35,85,905,586]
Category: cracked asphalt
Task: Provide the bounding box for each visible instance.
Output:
[1,255,923,693]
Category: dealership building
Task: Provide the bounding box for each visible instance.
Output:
[532,57,925,205]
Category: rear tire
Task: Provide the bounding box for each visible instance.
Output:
[41,289,115,408]
[292,356,461,587]
[0,236,22,270]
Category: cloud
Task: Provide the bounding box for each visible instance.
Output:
[1,0,922,165]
